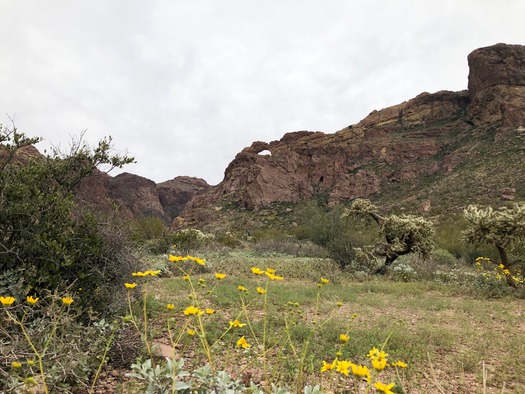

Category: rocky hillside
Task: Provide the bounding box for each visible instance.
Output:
[174,43,525,229]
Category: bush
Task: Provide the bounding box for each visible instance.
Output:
[0,125,136,315]
[295,200,378,269]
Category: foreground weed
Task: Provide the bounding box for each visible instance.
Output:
[1,292,120,394]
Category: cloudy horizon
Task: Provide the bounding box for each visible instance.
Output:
[1,1,524,185]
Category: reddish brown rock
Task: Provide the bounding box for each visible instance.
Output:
[157,176,210,219]
[357,90,469,130]
[107,173,168,221]
[467,43,525,127]
[71,170,209,223]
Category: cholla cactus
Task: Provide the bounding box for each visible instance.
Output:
[344,199,434,274]
[463,203,525,287]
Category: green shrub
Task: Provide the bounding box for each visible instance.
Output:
[295,200,378,269]
[0,125,136,315]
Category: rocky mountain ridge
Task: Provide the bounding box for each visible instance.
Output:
[4,43,523,229]
[174,43,525,229]
[74,171,209,223]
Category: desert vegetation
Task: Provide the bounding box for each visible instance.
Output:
[1,126,525,393]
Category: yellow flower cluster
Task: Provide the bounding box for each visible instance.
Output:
[251,266,284,280]
[132,270,161,277]
[475,256,524,285]
[0,296,15,306]
[368,347,388,371]
[322,359,371,381]
[168,254,206,266]
[321,344,406,391]
[62,297,74,305]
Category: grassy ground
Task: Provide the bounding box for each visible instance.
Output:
[117,251,525,394]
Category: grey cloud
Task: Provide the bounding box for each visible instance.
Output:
[1,1,524,185]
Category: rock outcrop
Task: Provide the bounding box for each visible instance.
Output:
[467,43,525,127]
[157,176,210,219]
[175,43,525,228]
[75,172,209,223]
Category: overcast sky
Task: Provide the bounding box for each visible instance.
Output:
[1,1,524,185]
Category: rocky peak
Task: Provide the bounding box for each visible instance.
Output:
[467,43,525,127]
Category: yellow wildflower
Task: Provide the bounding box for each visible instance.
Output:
[26,296,39,304]
[229,320,246,328]
[205,308,215,315]
[335,360,354,376]
[339,334,349,343]
[256,287,266,295]
[0,296,15,306]
[169,254,185,262]
[187,329,196,336]
[367,347,379,359]
[144,270,161,276]
[183,306,203,315]
[374,381,395,394]
[238,285,248,292]
[62,297,74,305]
[351,364,370,380]
[266,268,276,274]
[371,356,388,371]
[187,255,206,265]
[251,267,264,275]
[124,283,137,289]
[215,273,226,280]
[132,271,147,277]
[265,272,284,281]
[320,277,329,284]
[183,275,190,281]
[26,359,35,366]
[11,361,22,368]
[336,301,343,307]
[236,336,252,349]
[391,360,408,368]
[321,360,335,372]
[166,303,175,310]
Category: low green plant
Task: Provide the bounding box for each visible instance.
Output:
[0,292,120,394]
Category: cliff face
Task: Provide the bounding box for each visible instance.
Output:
[176,43,525,228]
[467,43,525,127]
[75,172,209,223]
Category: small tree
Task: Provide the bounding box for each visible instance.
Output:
[0,123,136,312]
[343,199,435,274]
[463,203,525,287]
